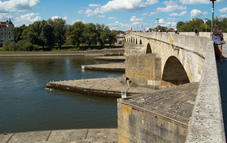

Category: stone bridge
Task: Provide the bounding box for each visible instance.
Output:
[118,32,226,143]
[124,32,207,88]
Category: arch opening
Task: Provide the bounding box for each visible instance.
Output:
[162,56,190,85]
[146,43,152,54]
[136,39,138,44]
[140,40,142,45]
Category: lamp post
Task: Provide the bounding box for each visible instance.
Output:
[210,0,216,33]
[156,18,160,32]
[205,18,208,32]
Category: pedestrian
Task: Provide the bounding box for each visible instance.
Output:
[194,29,199,36]
[213,24,225,62]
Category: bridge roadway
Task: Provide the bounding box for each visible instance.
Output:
[218,43,227,138]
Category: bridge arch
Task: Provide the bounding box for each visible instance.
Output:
[140,40,142,45]
[146,43,152,54]
[162,56,190,85]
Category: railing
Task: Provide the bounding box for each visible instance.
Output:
[186,41,226,143]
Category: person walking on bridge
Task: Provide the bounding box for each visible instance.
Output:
[213,24,225,62]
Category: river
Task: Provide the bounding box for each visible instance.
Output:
[0,56,122,133]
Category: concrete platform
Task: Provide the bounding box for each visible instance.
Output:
[46,77,156,97]
[118,83,199,143]
[0,128,117,143]
[81,63,125,72]
[94,56,125,62]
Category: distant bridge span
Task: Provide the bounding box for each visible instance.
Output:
[124,32,207,87]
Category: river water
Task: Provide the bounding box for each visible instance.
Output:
[0,56,122,133]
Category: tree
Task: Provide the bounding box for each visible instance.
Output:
[108,30,117,47]
[13,25,27,42]
[83,23,97,47]
[48,18,66,49]
[41,23,55,48]
[96,24,105,47]
[67,21,84,47]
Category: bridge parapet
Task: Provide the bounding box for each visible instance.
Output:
[186,41,226,143]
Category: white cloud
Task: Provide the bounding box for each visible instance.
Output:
[191,9,202,17]
[108,21,131,30]
[156,1,186,13]
[170,11,187,17]
[15,12,41,26]
[89,4,100,7]
[83,0,158,16]
[98,15,105,18]
[219,14,227,18]
[108,17,115,20]
[130,16,143,25]
[51,16,67,21]
[155,18,176,28]
[220,7,227,13]
[149,1,186,16]
[0,13,11,20]
[0,0,39,13]
[180,0,226,4]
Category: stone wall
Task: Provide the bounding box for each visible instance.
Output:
[125,54,161,88]
[118,103,187,143]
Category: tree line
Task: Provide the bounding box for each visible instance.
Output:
[148,18,227,33]
[177,18,227,32]
[4,18,120,51]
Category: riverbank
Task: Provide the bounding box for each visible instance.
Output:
[46,77,156,97]
[94,56,125,62]
[0,48,124,57]
[0,128,117,143]
[82,63,125,72]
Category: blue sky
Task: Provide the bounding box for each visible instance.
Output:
[1,0,227,30]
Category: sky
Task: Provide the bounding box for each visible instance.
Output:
[0,0,227,30]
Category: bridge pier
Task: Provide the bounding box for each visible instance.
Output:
[125,54,161,89]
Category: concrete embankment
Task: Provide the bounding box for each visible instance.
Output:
[0,48,124,57]
[46,77,156,97]
[82,63,125,72]
[0,128,117,143]
[94,56,125,62]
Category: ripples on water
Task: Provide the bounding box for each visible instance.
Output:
[0,56,122,133]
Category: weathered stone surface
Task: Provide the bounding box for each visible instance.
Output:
[8,131,50,143]
[82,63,125,72]
[185,42,226,143]
[0,133,14,143]
[118,83,199,143]
[46,77,156,97]
[0,129,117,143]
[125,54,161,88]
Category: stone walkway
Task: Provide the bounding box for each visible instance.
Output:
[82,63,125,73]
[0,128,117,143]
[46,77,156,97]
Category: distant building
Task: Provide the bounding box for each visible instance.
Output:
[116,33,125,45]
[0,19,14,47]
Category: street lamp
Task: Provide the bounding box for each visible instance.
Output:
[210,0,216,33]
[204,18,209,32]
[156,18,160,32]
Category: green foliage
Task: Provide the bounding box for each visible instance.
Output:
[176,18,227,32]
[3,41,16,51]
[9,18,120,51]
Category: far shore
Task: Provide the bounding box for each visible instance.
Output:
[0,48,124,57]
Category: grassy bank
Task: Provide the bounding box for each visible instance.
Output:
[0,45,123,54]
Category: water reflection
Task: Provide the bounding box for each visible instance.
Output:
[0,56,122,133]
